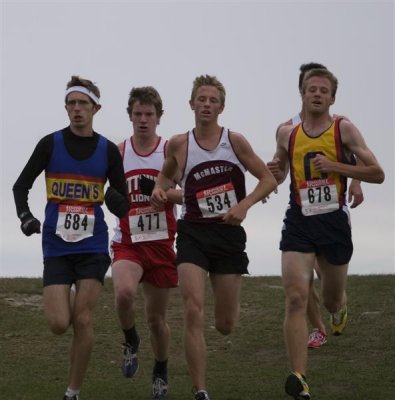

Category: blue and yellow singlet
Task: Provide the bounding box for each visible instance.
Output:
[43,131,108,256]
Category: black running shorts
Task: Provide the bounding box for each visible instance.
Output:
[176,219,249,274]
[280,206,353,265]
[43,253,111,286]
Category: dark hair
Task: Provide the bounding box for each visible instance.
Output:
[298,62,327,91]
[126,86,164,118]
[65,75,100,103]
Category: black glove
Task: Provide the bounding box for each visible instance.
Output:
[105,187,129,218]
[140,175,156,196]
[19,211,41,236]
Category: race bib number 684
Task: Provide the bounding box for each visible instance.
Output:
[56,204,95,242]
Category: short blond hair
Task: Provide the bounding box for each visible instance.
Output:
[302,68,338,97]
[190,75,226,105]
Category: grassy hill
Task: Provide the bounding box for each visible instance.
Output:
[0,275,394,399]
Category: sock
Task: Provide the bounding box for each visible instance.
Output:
[153,359,168,375]
[292,371,307,380]
[123,325,139,347]
[65,387,80,397]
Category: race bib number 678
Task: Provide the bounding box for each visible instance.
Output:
[299,178,339,216]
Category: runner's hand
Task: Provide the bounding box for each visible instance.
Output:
[140,175,156,196]
[19,211,41,236]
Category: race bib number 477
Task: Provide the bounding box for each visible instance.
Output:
[196,183,237,218]
[129,206,169,243]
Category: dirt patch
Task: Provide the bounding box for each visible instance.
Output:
[2,294,42,308]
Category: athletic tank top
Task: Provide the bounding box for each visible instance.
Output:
[180,128,246,223]
[288,118,348,215]
[43,130,108,256]
[112,136,177,245]
[291,114,302,125]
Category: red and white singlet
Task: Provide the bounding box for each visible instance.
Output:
[112,136,177,245]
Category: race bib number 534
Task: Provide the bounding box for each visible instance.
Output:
[196,183,237,218]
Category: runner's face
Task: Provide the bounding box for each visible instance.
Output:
[65,92,98,129]
[190,86,224,123]
[303,76,334,114]
[130,102,159,137]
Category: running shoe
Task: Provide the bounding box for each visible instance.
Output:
[152,372,168,399]
[307,328,327,348]
[121,337,140,378]
[285,372,310,399]
[193,388,210,400]
[330,305,348,335]
[63,395,79,400]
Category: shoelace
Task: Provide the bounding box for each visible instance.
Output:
[310,329,324,341]
[332,312,343,325]
[294,373,309,395]
[123,344,137,366]
[194,391,209,400]
[332,307,346,325]
[152,377,168,396]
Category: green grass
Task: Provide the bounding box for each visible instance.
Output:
[1,275,394,399]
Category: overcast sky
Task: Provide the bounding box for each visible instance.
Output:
[1,0,394,278]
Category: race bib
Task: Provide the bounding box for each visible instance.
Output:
[129,206,169,243]
[299,178,339,216]
[196,183,238,218]
[56,205,95,242]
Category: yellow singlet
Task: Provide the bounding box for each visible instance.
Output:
[289,118,347,216]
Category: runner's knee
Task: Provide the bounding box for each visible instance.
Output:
[286,290,308,314]
[46,316,70,335]
[115,286,137,309]
[215,317,236,335]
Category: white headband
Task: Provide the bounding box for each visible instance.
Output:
[65,86,100,105]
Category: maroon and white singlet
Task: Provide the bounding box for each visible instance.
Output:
[180,128,246,223]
